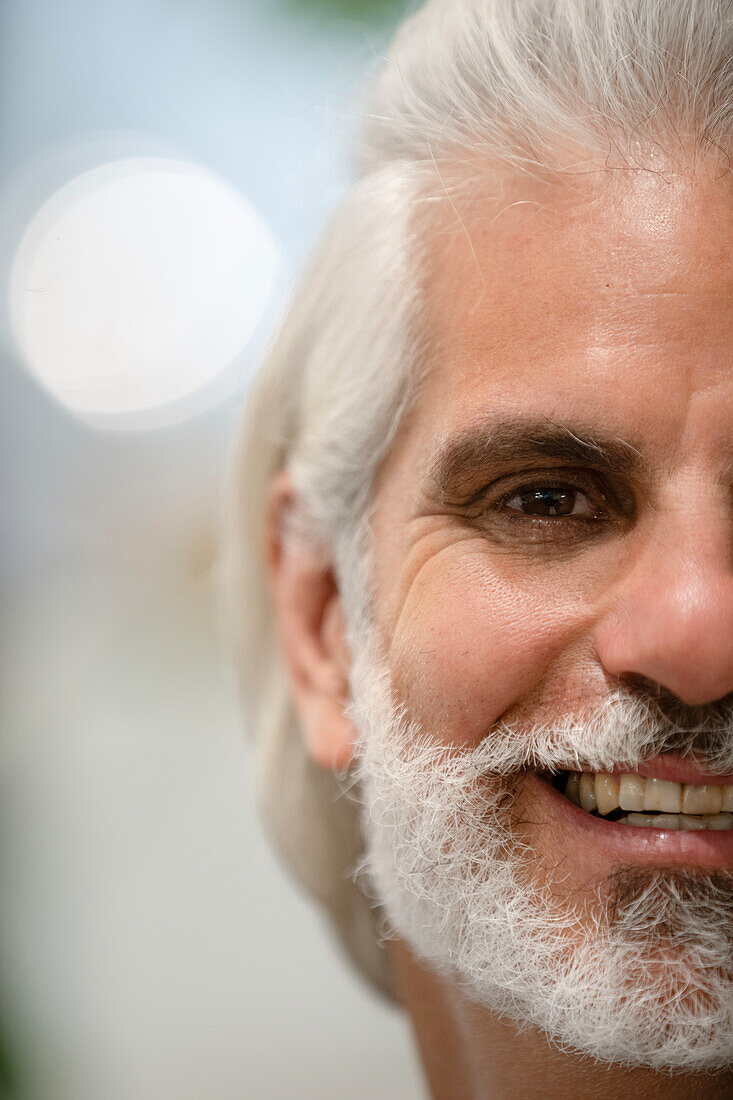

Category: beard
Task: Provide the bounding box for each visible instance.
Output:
[346,629,733,1071]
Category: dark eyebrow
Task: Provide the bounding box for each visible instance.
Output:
[426,416,643,501]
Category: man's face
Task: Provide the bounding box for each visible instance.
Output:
[350,162,733,1067]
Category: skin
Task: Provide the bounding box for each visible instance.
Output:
[266,157,733,1098]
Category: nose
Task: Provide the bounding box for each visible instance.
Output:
[594,511,733,707]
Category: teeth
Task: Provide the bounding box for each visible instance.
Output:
[579,773,597,811]
[618,774,646,811]
[681,784,723,814]
[623,813,657,827]
[623,813,679,829]
[565,772,582,806]
[595,773,620,815]
[561,771,733,829]
[650,813,680,830]
[621,812,733,831]
[643,778,681,813]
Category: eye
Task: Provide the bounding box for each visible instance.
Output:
[502,484,598,518]
[468,470,629,548]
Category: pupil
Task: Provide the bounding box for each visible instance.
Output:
[521,487,575,516]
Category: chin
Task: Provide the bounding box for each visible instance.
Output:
[356,738,733,1071]
[378,848,733,1071]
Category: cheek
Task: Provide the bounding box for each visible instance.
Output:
[387,545,595,746]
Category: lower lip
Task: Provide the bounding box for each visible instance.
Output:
[528,772,733,869]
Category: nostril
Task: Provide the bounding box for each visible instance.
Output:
[618,672,664,699]
[616,674,733,734]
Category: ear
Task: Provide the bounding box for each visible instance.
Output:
[264,470,356,770]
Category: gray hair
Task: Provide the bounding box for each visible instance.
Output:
[234,0,733,1001]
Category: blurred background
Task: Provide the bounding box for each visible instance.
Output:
[0,1,424,1096]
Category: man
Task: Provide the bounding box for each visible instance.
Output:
[236,1,733,1095]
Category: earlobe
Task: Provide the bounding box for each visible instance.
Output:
[302,690,356,771]
[264,472,357,772]
[305,593,355,770]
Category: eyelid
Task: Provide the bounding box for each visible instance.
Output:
[479,475,616,546]
[482,467,611,509]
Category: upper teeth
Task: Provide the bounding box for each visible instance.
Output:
[563,771,733,828]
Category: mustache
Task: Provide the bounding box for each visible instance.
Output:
[462,685,733,779]
[349,636,733,779]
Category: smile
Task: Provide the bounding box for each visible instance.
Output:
[526,769,733,869]
[553,771,733,830]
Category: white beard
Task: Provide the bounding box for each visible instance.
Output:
[347,630,733,1071]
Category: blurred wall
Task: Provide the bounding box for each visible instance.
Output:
[0,1,423,1096]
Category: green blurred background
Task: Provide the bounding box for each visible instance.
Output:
[285,0,404,19]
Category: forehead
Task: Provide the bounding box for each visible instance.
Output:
[413,165,733,447]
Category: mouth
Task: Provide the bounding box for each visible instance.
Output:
[526,765,733,869]
[550,769,733,831]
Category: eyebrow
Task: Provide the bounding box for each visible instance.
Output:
[426,416,643,501]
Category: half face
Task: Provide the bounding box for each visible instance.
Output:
[367,162,733,927]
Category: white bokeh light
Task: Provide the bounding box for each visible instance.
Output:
[9,157,279,427]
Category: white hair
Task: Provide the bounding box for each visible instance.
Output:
[351,627,733,1069]
[234,0,733,1001]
